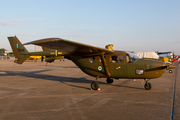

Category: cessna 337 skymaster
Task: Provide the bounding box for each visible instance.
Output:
[8,36,176,90]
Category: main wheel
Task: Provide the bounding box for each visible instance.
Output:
[144,82,152,90]
[91,81,99,90]
[106,78,114,84]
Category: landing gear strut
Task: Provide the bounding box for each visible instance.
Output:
[144,79,152,90]
[106,78,114,84]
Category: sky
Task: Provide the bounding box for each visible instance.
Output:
[0,0,180,54]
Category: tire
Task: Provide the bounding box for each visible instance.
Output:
[144,82,152,90]
[91,81,99,90]
[169,70,173,74]
[106,78,114,84]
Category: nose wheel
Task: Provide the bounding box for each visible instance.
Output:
[143,79,152,90]
[144,82,152,90]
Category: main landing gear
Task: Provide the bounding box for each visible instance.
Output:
[90,77,114,90]
[143,79,152,90]
[91,77,152,90]
[91,76,100,90]
[106,78,114,84]
[91,81,100,90]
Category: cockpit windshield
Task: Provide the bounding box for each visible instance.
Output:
[126,52,140,62]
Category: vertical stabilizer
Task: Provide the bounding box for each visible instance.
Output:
[8,36,30,64]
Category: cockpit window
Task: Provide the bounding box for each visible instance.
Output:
[89,56,95,63]
[126,52,140,63]
[111,55,124,63]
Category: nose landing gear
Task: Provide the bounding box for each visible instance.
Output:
[143,79,152,90]
[144,82,152,90]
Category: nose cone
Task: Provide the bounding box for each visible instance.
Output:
[167,64,176,69]
[164,62,176,70]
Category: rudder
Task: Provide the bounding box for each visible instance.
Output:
[8,36,30,64]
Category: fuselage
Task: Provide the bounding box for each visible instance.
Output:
[71,51,166,79]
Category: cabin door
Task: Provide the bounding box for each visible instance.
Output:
[109,54,128,78]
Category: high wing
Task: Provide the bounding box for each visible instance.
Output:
[24,38,114,56]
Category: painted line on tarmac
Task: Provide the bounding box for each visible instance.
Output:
[88,98,111,110]
[170,62,178,120]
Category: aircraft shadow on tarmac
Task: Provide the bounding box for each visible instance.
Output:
[0,69,144,90]
[39,64,79,69]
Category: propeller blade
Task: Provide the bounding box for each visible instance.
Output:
[145,66,167,72]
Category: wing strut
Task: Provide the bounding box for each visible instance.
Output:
[100,52,110,77]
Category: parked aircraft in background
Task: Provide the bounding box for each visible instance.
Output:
[156,51,174,63]
[26,56,42,62]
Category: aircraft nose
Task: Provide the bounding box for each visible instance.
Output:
[152,61,176,71]
[167,64,176,70]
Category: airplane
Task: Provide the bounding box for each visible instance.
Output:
[156,51,174,63]
[8,36,176,91]
[26,55,42,62]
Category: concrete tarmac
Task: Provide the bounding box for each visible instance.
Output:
[0,58,179,120]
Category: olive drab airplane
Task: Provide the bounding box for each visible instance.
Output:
[8,36,176,91]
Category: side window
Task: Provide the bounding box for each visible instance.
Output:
[118,55,124,63]
[89,56,95,63]
[111,55,124,63]
[111,56,117,63]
